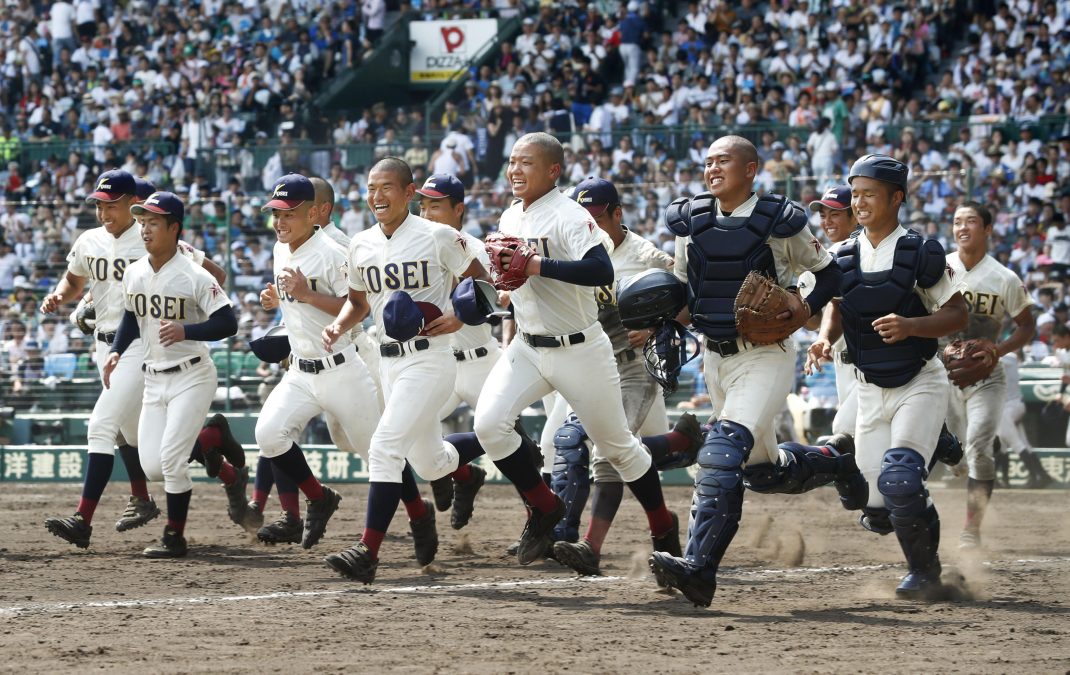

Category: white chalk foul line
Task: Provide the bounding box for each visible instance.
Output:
[1,556,1066,617]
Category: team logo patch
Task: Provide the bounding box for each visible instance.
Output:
[586,219,595,232]
[456,233,467,251]
[273,184,288,198]
[210,284,223,298]
[811,238,822,255]
[946,264,955,280]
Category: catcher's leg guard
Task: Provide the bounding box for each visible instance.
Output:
[551,415,590,543]
[743,438,867,509]
[878,448,942,594]
[684,420,752,570]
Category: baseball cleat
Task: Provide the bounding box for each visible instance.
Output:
[201,446,224,478]
[648,552,717,608]
[257,512,303,544]
[652,512,682,558]
[894,568,943,599]
[224,467,251,530]
[505,539,521,556]
[143,528,188,558]
[242,501,265,533]
[859,508,894,536]
[301,486,342,549]
[429,476,454,512]
[206,413,246,469]
[409,499,439,566]
[451,464,486,530]
[115,495,161,532]
[958,530,981,550]
[45,513,92,549]
[672,412,704,466]
[516,496,565,565]
[553,539,601,576]
[325,542,378,584]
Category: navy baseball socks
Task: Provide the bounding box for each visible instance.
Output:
[143,490,191,558]
[255,459,301,544]
[269,444,341,549]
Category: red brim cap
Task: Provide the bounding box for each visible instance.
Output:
[86,191,126,203]
[416,302,443,334]
[582,203,610,217]
[131,203,171,216]
[261,198,306,212]
[808,199,850,210]
[415,188,449,199]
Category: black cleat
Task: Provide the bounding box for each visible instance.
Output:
[823,432,855,456]
[206,413,246,469]
[224,467,251,530]
[257,512,303,544]
[429,476,454,512]
[648,552,717,607]
[302,486,342,549]
[451,464,486,530]
[516,497,566,565]
[45,513,92,549]
[143,528,188,558]
[652,512,682,557]
[115,495,161,532]
[553,539,601,576]
[895,567,943,599]
[653,413,703,470]
[201,446,223,478]
[325,542,378,584]
[935,424,963,466]
[409,499,439,566]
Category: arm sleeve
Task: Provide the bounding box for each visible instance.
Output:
[805,262,842,316]
[110,310,140,355]
[538,244,614,286]
[183,305,239,342]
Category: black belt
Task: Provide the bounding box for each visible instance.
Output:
[96,332,116,345]
[705,338,740,357]
[521,331,586,349]
[837,350,852,365]
[616,348,638,364]
[455,346,489,362]
[297,352,346,374]
[142,356,201,375]
[380,338,430,358]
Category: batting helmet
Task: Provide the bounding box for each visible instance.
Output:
[616,269,687,330]
[249,324,290,363]
[848,154,908,195]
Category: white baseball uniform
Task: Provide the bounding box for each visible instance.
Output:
[66,224,204,457]
[673,193,834,466]
[122,253,230,494]
[848,226,965,507]
[997,352,1031,455]
[349,214,473,483]
[944,251,1032,481]
[473,189,652,483]
[438,228,501,420]
[255,230,380,461]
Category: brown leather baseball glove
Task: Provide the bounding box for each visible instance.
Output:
[943,338,1000,388]
[734,271,810,345]
[485,232,537,291]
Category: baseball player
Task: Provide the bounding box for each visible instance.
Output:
[808,154,968,598]
[943,201,1035,549]
[415,173,494,526]
[101,191,238,557]
[471,133,679,572]
[551,176,703,575]
[249,174,438,564]
[649,136,862,608]
[997,351,1055,488]
[41,170,231,550]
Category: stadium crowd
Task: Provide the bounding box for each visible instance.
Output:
[3,0,1070,410]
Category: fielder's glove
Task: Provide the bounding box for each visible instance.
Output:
[72,301,96,335]
[733,271,809,345]
[485,232,536,291]
[943,338,999,388]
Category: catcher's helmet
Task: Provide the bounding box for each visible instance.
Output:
[848,154,908,195]
[249,324,290,363]
[616,269,687,330]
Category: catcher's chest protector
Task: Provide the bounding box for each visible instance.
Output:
[837,232,940,388]
[684,194,780,340]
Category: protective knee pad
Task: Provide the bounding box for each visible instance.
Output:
[743,442,839,494]
[551,415,591,542]
[685,420,753,569]
[877,447,929,528]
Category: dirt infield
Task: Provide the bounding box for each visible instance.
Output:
[0,482,1067,673]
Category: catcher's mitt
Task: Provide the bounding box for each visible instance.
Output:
[943,338,999,388]
[73,301,96,335]
[485,232,536,291]
[733,271,810,345]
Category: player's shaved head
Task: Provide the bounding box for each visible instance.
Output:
[516,132,565,170]
[310,177,334,207]
[709,135,760,167]
[370,157,414,187]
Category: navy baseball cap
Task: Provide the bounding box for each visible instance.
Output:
[572,176,620,217]
[134,177,156,201]
[808,185,852,211]
[87,170,137,203]
[262,173,315,211]
[131,191,185,222]
[415,174,465,202]
[383,291,444,342]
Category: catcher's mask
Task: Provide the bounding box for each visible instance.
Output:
[643,320,700,394]
[617,269,687,330]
